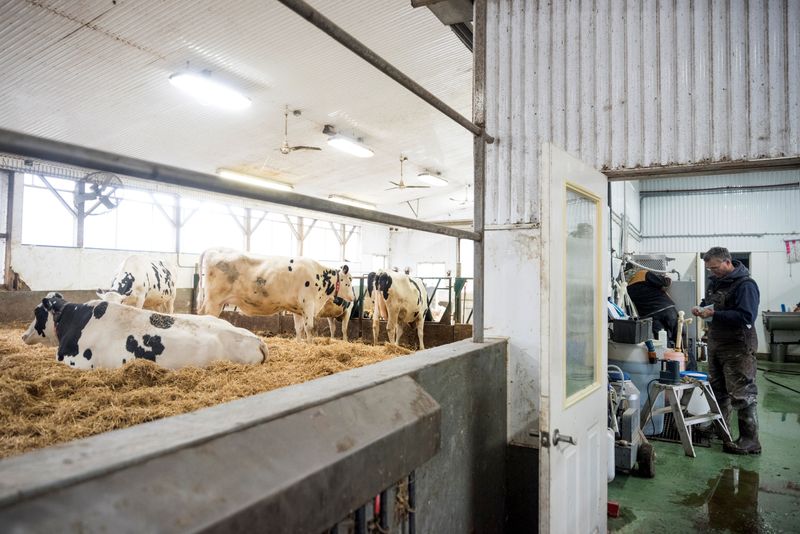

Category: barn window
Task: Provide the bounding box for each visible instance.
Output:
[180,199,246,253]
[21,174,75,247]
[250,212,297,256]
[84,189,175,252]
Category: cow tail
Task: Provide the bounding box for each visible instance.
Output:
[195,250,207,314]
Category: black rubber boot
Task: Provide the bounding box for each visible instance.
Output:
[723,405,762,455]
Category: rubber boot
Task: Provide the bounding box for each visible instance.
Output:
[723,405,762,455]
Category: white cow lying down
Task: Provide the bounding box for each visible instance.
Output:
[368,270,428,349]
[198,248,354,342]
[96,255,177,313]
[39,296,267,370]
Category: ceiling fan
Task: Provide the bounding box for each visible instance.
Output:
[450,184,472,206]
[278,106,321,155]
[386,155,430,191]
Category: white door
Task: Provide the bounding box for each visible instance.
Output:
[539,143,608,533]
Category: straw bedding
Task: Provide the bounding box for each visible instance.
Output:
[0,324,410,460]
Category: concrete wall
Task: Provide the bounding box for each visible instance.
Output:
[0,339,513,533]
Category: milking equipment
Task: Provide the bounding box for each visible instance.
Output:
[608,366,655,478]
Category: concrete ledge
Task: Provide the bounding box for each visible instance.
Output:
[0,338,507,533]
[0,377,441,533]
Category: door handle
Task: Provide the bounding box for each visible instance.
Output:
[553,429,577,446]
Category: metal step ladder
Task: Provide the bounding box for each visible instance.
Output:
[640,380,731,457]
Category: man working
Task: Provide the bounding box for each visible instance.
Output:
[692,247,761,455]
[624,262,678,345]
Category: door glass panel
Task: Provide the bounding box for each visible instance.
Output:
[565,186,598,399]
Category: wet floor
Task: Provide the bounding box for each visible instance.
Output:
[608,361,800,533]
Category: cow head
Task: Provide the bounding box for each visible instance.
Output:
[96,289,125,304]
[21,292,62,346]
[336,264,354,302]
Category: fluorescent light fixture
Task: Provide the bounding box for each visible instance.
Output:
[326,134,374,158]
[217,169,293,191]
[329,194,376,210]
[417,171,448,187]
[169,71,251,111]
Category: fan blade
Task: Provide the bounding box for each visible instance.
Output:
[289,145,322,152]
[385,186,400,191]
[388,181,401,187]
[100,195,116,209]
[403,185,430,189]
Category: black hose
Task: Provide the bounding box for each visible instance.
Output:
[757,367,800,394]
[645,378,660,435]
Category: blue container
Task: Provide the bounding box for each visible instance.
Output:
[609,341,664,435]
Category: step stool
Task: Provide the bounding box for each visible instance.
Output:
[639,378,731,457]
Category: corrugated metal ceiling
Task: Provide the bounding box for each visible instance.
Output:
[0,0,474,220]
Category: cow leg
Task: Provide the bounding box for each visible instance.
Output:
[327,318,336,339]
[292,314,306,341]
[372,316,380,345]
[387,309,399,346]
[415,316,425,350]
[133,291,146,309]
[165,299,175,314]
[396,322,405,346]
[341,310,350,342]
[199,297,224,317]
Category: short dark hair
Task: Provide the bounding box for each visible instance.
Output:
[703,247,732,263]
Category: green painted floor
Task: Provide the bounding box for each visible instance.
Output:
[608,361,800,534]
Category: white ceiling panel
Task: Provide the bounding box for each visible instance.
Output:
[0,0,475,220]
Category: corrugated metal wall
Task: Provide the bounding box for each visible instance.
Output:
[640,169,800,252]
[483,0,800,226]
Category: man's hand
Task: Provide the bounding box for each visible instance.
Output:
[692,306,713,319]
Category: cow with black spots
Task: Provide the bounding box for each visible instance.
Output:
[196,247,354,342]
[96,255,177,313]
[367,270,428,349]
[40,296,267,370]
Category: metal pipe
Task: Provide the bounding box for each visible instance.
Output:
[0,128,480,241]
[471,0,487,344]
[605,156,800,180]
[275,0,493,143]
[3,171,13,287]
[640,181,800,196]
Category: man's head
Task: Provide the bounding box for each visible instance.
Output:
[703,247,735,277]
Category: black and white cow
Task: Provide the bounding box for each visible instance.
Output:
[21,291,61,346]
[368,270,428,349]
[97,255,177,313]
[197,248,354,342]
[41,296,267,370]
[293,290,355,342]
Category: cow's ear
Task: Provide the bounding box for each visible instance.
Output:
[54,292,63,299]
[341,264,349,274]
[96,288,106,298]
[42,298,53,311]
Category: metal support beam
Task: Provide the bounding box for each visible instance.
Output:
[605,156,800,181]
[276,0,493,144]
[471,0,487,344]
[0,129,481,241]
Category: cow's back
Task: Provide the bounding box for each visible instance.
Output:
[200,249,329,316]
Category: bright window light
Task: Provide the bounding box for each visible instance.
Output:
[326,134,374,158]
[217,169,293,192]
[169,72,251,111]
[417,172,448,187]
[329,195,376,210]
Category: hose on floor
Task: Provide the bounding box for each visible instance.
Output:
[757,367,800,395]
